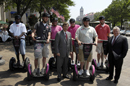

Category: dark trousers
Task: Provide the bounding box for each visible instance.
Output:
[109,55,123,81]
[57,55,68,76]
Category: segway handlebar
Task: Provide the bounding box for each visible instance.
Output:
[81,43,96,45]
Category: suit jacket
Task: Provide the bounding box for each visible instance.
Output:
[105,35,128,60]
[55,30,73,57]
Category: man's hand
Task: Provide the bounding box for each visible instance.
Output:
[78,40,81,46]
[14,36,19,40]
[32,37,36,41]
[57,53,60,56]
[46,39,50,44]
[94,42,98,46]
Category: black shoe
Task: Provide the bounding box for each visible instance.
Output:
[106,77,112,80]
[63,75,69,79]
[114,80,118,84]
[57,75,61,82]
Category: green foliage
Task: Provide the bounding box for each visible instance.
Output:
[4,0,75,22]
[28,15,38,26]
[94,0,130,27]
[75,21,81,25]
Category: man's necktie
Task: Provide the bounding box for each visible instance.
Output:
[65,32,68,40]
[112,36,116,45]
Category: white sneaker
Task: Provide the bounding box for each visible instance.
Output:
[86,70,90,76]
[33,69,37,74]
[101,62,106,68]
[41,68,45,74]
[77,61,80,66]
[78,69,83,75]
[97,63,100,67]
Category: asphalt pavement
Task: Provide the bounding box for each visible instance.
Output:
[0,36,130,86]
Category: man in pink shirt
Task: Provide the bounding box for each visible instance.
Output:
[68,18,80,65]
[95,16,110,68]
[51,18,62,58]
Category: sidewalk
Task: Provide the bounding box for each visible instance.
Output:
[0,42,130,86]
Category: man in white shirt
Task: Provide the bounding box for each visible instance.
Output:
[9,15,27,66]
[75,17,98,76]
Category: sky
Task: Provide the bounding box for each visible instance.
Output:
[68,0,112,20]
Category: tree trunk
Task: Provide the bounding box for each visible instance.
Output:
[17,0,20,15]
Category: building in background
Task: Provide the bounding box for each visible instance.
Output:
[76,7,95,24]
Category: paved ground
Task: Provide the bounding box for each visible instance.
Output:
[0,37,130,86]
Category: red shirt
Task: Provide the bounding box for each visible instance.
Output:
[68,24,80,45]
[95,24,110,43]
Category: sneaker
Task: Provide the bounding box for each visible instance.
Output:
[33,69,37,74]
[71,60,75,65]
[97,63,100,67]
[101,62,106,68]
[41,68,45,74]
[77,61,80,66]
[86,70,90,76]
[78,69,83,75]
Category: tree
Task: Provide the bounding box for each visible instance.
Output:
[4,0,33,17]
[29,0,75,21]
[4,0,74,22]
[94,0,130,28]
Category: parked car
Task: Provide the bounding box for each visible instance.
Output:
[120,30,126,35]
[125,30,130,36]
[110,30,113,34]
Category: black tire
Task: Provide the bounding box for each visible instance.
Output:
[27,64,32,81]
[68,58,71,71]
[105,60,109,73]
[9,57,16,71]
[48,57,54,70]
[92,59,97,69]
[45,64,49,80]
[89,65,95,83]
[73,65,78,81]
[24,57,30,71]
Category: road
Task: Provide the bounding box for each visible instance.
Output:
[0,35,130,86]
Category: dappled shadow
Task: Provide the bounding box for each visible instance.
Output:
[96,79,117,86]
[15,77,60,86]
[0,70,22,79]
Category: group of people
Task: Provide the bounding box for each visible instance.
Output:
[9,13,128,84]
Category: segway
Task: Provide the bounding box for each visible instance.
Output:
[27,39,49,81]
[70,39,80,70]
[73,43,96,83]
[92,40,109,73]
[0,55,5,65]
[48,39,71,71]
[9,38,30,71]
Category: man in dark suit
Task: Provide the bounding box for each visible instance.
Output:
[105,26,128,84]
[55,22,73,82]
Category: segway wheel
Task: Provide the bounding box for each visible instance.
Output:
[68,58,71,71]
[27,64,32,81]
[73,65,78,81]
[48,57,54,70]
[89,65,95,83]
[105,60,109,73]
[45,63,49,80]
[9,57,16,71]
[92,59,97,69]
[24,57,30,71]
